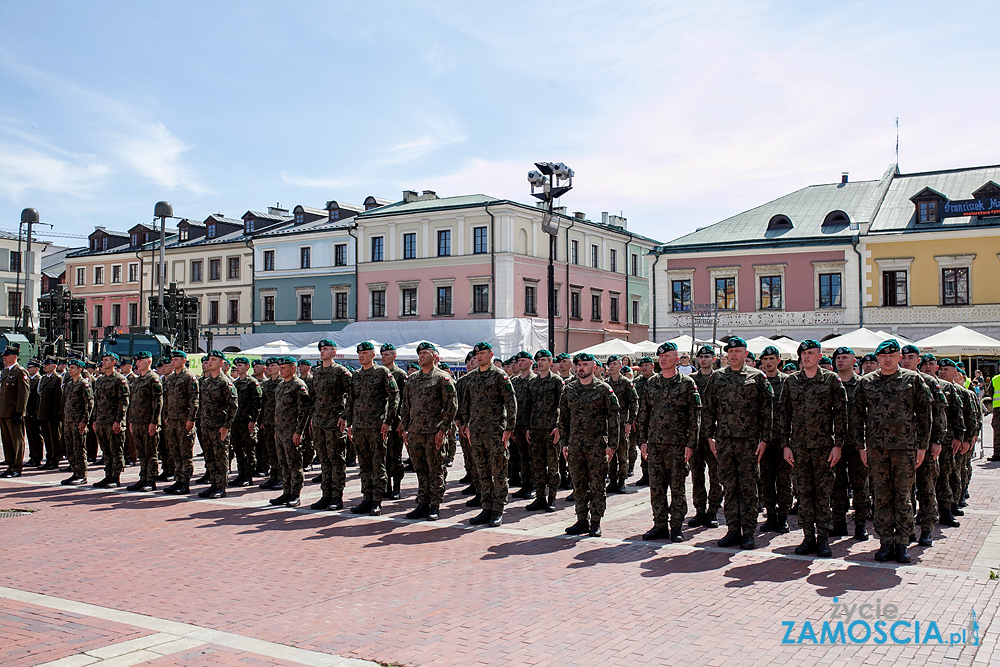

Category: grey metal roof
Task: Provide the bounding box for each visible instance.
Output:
[252,218,356,240]
[356,194,501,217]
[869,164,1000,233]
[245,210,292,222]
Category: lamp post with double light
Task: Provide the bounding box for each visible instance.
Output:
[527,162,573,353]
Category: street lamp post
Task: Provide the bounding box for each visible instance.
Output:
[153,201,173,330]
[528,162,574,353]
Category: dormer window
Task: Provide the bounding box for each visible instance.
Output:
[245,218,255,234]
[823,210,849,226]
[179,227,189,241]
[767,214,793,230]
[918,201,937,223]
[207,222,217,238]
[131,233,139,247]
[910,187,945,224]
[330,210,340,221]
[295,213,304,224]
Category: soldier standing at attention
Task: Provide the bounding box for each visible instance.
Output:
[380,343,407,500]
[509,351,535,500]
[559,352,620,537]
[776,340,847,558]
[309,341,353,511]
[605,355,638,495]
[703,337,773,550]
[758,345,791,533]
[0,347,29,477]
[37,358,63,470]
[162,350,199,496]
[296,359,316,473]
[861,354,878,374]
[125,351,162,492]
[830,346,871,540]
[269,357,311,508]
[25,359,43,468]
[554,352,575,490]
[937,359,975,521]
[688,346,722,528]
[60,359,94,485]
[347,341,399,516]
[638,342,701,542]
[852,339,932,563]
[252,359,266,383]
[197,351,238,499]
[91,352,129,488]
[455,352,482,504]
[229,357,261,487]
[120,359,139,467]
[258,358,282,488]
[458,342,517,528]
[920,354,964,532]
[400,342,458,521]
[154,359,174,482]
[632,357,656,487]
[523,350,564,512]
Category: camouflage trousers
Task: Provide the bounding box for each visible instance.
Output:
[130,425,159,483]
[354,428,387,502]
[300,426,315,469]
[759,440,793,516]
[948,446,972,505]
[915,455,939,531]
[832,444,871,524]
[258,424,276,478]
[528,427,560,496]
[254,423,270,474]
[198,426,230,489]
[459,429,479,491]
[689,437,722,515]
[609,424,630,483]
[648,443,688,529]
[510,426,531,488]
[313,426,348,497]
[230,422,257,478]
[959,448,973,498]
[65,424,88,479]
[469,428,509,512]
[790,446,835,537]
[94,423,126,480]
[384,427,404,483]
[274,426,303,496]
[568,443,609,524]
[716,438,759,534]
[157,428,174,477]
[868,447,916,546]
[444,427,457,465]
[936,446,957,509]
[408,432,448,507]
[628,429,639,475]
[164,420,195,484]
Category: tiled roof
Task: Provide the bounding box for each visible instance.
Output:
[869,164,1000,233]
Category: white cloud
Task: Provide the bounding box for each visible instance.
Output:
[111,122,209,193]
[424,41,454,75]
[0,142,110,199]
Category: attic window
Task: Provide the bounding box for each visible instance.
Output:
[330,210,340,221]
[767,214,793,230]
[295,213,304,224]
[179,227,189,241]
[918,201,938,223]
[245,218,254,234]
[823,210,849,226]
[207,222,217,238]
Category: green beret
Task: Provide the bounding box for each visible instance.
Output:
[356,341,375,352]
[782,363,797,372]
[278,356,296,365]
[170,350,187,359]
[696,345,715,356]
[264,356,277,365]
[157,358,171,367]
[606,355,621,363]
[875,339,900,355]
[555,352,571,362]
[574,352,596,363]
[920,353,937,364]
[797,339,821,355]
[438,362,450,371]
[252,359,265,366]
[862,353,877,363]
[68,358,86,368]
[724,337,747,351]
[832,346,855,360]
[957,362,967,371]
[297,359,311,367]
[465,351,475,362]
[208,350,226,360]
[416,342,437,353]
[901,344,920,355]
[820,356,832,365]
[202,356,210,364]
[318,339,338,350]
[938,358,957,368]
[232,356,250,366]
[638,356,654,365]
[473,342,492,353]
[513,351,532,360]
[133,351,153,361]
[534,349,552,360]
[595,359,603,367]
[380,343,396,353]
[760,346,780,358]
[102,351,120,362]
[656,342,678,355]
[746,351,756,361]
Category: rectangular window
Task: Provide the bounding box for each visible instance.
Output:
[631,253,639,277]
[672,279,691,312]
[263,250,275,271]
[9,251,21,273]
[299,294,312,321]
[179,228,189,242]
[553,288,560,317]
[571,291,581,319]
[191,260,203,283]
[111,265,122,284]
[94,304,103,327]
[371,289,386,317]
[942,267,969,306]
[300,247,311,269]
[591,293,601,320]
[918,201,937,223]
[760,275,782,310]
[436,286,453,315]
[128,302,138,326]
[473,284,490,313]
[632,299,640,324]
[228,257,239,279]
[76,267,85,286]
[263,295,275,322]
[335,292,348,320]
[715,277,736,310]
[473,226,488,254]
[112,303,121,327]
[591,244,599,269]
[154,263,161,285]
[571,240,579,265]
[7,291,21,317]
[437,229,451,257]
[94,266,104,285]
[610,295,619,322]
[403,233,417,259]
[819,273,842,308]
[228,299,239,324]
[207,222,217,238]
[130,233,139,247]
[245,219,254,234]
[128,263,139,283]
[371,237,384,262]
[401,288,417,316]
[610,249,618,273]
[524,285,537,315]
[208,300,219,325]
[335,243,348,266]
[209,259,221,281]
[882,271,907,307]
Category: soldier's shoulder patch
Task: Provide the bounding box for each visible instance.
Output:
[446,382,456,393]
[694,392,702,405]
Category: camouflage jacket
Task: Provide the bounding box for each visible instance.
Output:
[606,375,640,425]
[260,377,279,426]
[775,368,848,451]
[127,371,162,425]
[275,376,311,435]
[692,370,714,442]
[637,372,701,447]
[916,370,948,446]
[524,372,564,432]
[841,373,860,404]
[953,382,980,441]
[851,368,932,451]
[938,381,966,443]
[163,369,199,422]
[310,362,353,429]
[347,365,399,429]
[93,371,129,425]
[459,364,517,433]
[234,376,262,424]
[400,367,458,434]
[702,365,773,442]
[455,372,471,427]
[198,374,238,430]
[764,371,788,403]
[558,377,621,449]
[384,364,407,427]
[511,372,535,428]
[62,375,93,424]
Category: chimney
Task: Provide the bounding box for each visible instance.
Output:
[421,190,438,200]
[403,190,419,203]
[573,211,586,220]
[268,204,289,217]
[601,212,609,225]
[841,172,849,184]
[553,206,567,216]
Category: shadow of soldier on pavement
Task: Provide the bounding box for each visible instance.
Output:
[723,556,812,588]
[567,542,659,569]
[806,564,903,597]
[640,549,732,577]
[481,537,576,560]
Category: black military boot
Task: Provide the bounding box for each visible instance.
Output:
[546,490,557,513]
[642,525,670,541]
[208,487,226,499]
[270,492,292,506]
[830,517,849,537]
[760,511,777,532]
[635,474,649,487]
[939,508,960,528]
[614,480,627,494]
[896,544,912,563]
[854,523,870,541]
[740,532,756,550]
[312,474,323,484]
[198,486,217,498]
[718,528,742,548]
[194,474,210,485]
[174,483,190,495]
[788,501,799,516]
[816,536,833,558]
[351,496,373,514]
[310,495,333,511]
[670,526,685,543]
[470,509,491,525]
[705,512,720,528]
[93,477,112,488]
[389,477,402,500]
[156,471,174,482]
[775,514,789,533]
[559,475,573,490]
[951,503,964,516]
[61,474,83,485]
[488,511,503,527]
[465,494,482,507]
[688,512,705,528]
[513,487,536,500]
[795,531,817,555]
[588,520,601,537]
[918,529,933,547]
[138,481,156,492]
[285,495,301,508]
[874,542,894,561]
[126,480,146,492]
[565,518,589,535]
[329,494,344,510]
[458,473,472,484]
[525,494,547,511]
[405,503,430,519]
[566,492,575,503]
[259,477,277,490]
[369,499,382,516]
[427,505,440,521]
[460,484,477,495]
[605,477,618,494]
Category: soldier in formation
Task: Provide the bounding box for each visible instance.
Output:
[757,345,791,533]
[605,355,638,495]
[92,352,130,488]
[309,341,353,511]
[688,346,721,528]
[269,357,311,508]
[197,351,239,499]
[0,346,28,478]
[126,351,162,492]
[509,350,535,499]
[162,350,199,495]
[230,356,261,487]
[258,358,281,489]
[60,359,93,485]
[347,341,399,516]
[380,343,407,500]
[523,350,564,512]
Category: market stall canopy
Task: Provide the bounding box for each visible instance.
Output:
[238,340,299,356]
[393,340,469,363]
[913,326,1000,357]
[820,328,914,354]
[286,340,384,359]
[571,339,642,359]
[745,336,799,358]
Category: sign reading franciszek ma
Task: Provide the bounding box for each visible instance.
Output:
[941,197,1000,218]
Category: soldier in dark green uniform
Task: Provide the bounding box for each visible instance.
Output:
[400,342,458,521]
[197,351,239,499]
[309,340,353,510]
[851,339,932,563]
[162,351,199,495]
[954,363,980,509]
[258,358,281,489]
[91,352,129,488]
[230,357,261,487]
[455,352,482,503]
[758,345,791,533]
[919,354,964,532]
[938,359,975,522]
[509,350,535,499]
[380,343,407,500]
[688,346,722,528]
[269,357,311,507]
[776,340,848,558]
[554,352,574,489]
[605,355,639,495]
[60,359,93,485]
[831,346,871,540]
[632,356,656,487]
[702,337,773,550]
[347,341,399,515]
[125,351,162,492]
[637,342,700,542]
[523,349,564,512]
[297,359,315,473]
[558,352,620,537]
[37,358,63,470]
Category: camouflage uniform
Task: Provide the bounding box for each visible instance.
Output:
[310,361,353,500]
[690,370,723,517]
[832,374,872,527]
[558,378,620,525]
[524,372,565,500]
[299,371,315,468]
[637,373,701,530]
[198,374,239,489]
[347,366,399,504]
[127,371,163,484]
[124,372,140,466]
[459,365,517,514]
[851,368,932,547]
[935,380,965,514]
[274,375,312,497]
[259,377,279,480]
[510,371,535,489]
[914,371,948,533]
[455,372,479,493]
[400,367,458,508]
[163,369,199,485]
[62,374,94,479]
[630,373,651,477]
[383,363,408,494]
[606,374,639,489]
[702,365,773,536]
[93,371,130,481]
[962,388,982,497]
[232,376,262,481]
[775,369,848,538]
[759,371,793,521]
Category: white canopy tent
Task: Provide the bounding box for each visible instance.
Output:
[238,340,299,356]
[286,340,384,360]
[745,336,799,359]
[393,340,470,364]
[570,339,642,359]
[914,326,1000,357]
[820,328,914,355]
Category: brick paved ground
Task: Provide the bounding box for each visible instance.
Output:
[2,426,999,666]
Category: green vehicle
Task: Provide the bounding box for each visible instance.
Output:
[100,333,173,363]
[0,333,35,367]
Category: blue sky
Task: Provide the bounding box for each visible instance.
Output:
[2,1,999,245]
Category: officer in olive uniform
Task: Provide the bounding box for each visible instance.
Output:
[938,359,975,522]
[269,357,312,508]
[830,346,871,540]
[605,355,639,495]
[36,358,63,470]
[60,359,94,485]
[380,343,408,500]
[197,351,239,499]
[126,351,163,492]
[309,341,353,511]
[688,346,722,528]
[297,359,316,472]
[258,357,281,488]
[509,350,536,499]
[757,345,792,533]
[0,347,29,477]
[230,357,262,487]
[523,349,565,512]
[455,352,482,504]
[25,359,43,467]
[347,341,399,515]
[92,352,130,488]
[162,350,200,495]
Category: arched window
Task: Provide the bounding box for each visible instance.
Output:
[823,210,849,226]
[767,214,792,230]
